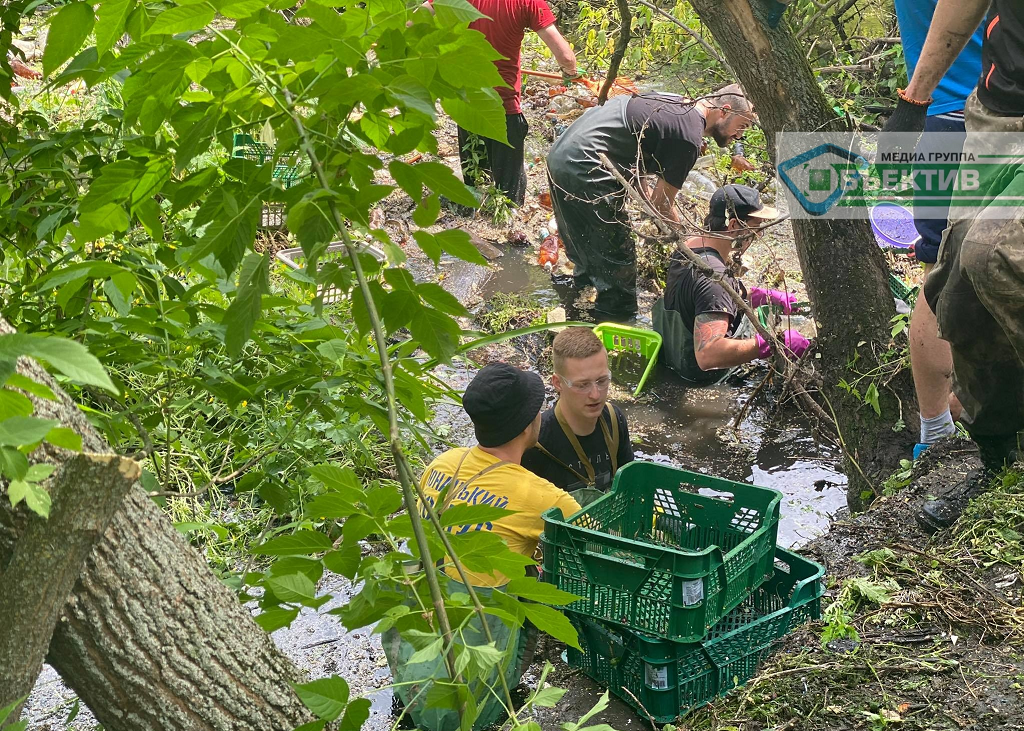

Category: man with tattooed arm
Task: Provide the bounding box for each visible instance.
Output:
[653,185,808,385]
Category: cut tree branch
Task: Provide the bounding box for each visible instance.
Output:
[599,0,632,105]
[0,454,139,722]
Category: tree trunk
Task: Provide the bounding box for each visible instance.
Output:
[685,0,915,507]
[0,454,138,724]
[0,318,313,730]
[598,0,631,105]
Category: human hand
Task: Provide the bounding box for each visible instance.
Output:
[878,91,930,163]
[756,330,811,360]
[781,329,810,359]
[749,286,797,314]
[731,155,756,173]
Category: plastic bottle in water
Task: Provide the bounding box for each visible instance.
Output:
[538,234,560,271]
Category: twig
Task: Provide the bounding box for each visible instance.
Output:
[732,370,772,428]
[621,687,659,731]
[795,0,844,39]
[893,542,1020,610]
[598,0,632,106]
[633,0,730,71]
[148,447,280,498]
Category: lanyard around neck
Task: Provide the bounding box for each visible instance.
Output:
[551,401,619,486]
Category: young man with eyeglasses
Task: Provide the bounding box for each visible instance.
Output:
[521,327,634,496]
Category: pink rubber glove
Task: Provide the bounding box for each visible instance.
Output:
[749,286,797,314]
[756,330,811,360]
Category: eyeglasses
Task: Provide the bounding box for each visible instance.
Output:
[559,374,612,393]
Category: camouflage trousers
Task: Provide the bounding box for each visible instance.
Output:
[924,91,1024,456]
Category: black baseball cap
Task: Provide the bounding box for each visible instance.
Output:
[463,363,545,447]
[709,184,779,223]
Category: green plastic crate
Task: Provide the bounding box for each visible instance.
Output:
[541,461,782,642]
[566,548,824,723]
[231,133,302,188]
[889,272,918,306]
[593,323,662,397]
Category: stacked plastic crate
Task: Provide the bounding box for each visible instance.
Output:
[540,461,826,723]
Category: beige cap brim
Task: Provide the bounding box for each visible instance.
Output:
[749,205,779,222]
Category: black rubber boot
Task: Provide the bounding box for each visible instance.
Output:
[917,434,1020,534]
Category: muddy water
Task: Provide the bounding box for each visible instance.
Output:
[479,245,847,547]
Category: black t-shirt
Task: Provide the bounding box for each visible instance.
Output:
[977,1,1024,115]
[664,246,747,334]
[623,94,705,188]
[521,404,634,492]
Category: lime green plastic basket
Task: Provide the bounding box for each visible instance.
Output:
[888,272,918,306]
[592,323,662,397]
[541,461,782,642]
[566,548,824,723]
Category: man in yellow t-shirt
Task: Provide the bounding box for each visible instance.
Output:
[419,362,581,588]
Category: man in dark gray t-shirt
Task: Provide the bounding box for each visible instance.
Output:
[546,84,754,320]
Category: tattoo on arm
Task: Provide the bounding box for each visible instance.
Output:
[694,313,730,353]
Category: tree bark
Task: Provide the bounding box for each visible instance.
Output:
[0,318,313,731]
[598,0,631,105]
[0,453,138,724]
[685,0,915,507]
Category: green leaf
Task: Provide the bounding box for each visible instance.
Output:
[412,231,442,265]
[0,697,28,726]
[306,493,360,520]
[529,686,567,708]
[5,374,55,401]
[146,3,215,35]
[0,391,33,420]
[506,577,581,605]
[408,636,443,664]
[96,0,135,55]
[415,162,479,208]
[322,543,361,579]
[43,2,95,76]
[293,676,349,722]
[412,193,441,228]
[0,334,117,393]
[220,0,265,18]
[339,698,371,731]
[0,417,58,447]
[524,602,581,647]
[0,447,29,481]
[864,382,881,416]
[254,607,300,632]
[45,427,82,452]
[417,282,469,317]
[252,530,333,556]
[308,464,361,492]
[409,306,460,361]
[431,0,486,24]
[387,75,437,119]
[267,572,317,603]
[9,479,52,518]
[439,503,515,527]
[434,229,488,266]
[25,463,56,482]
[224,253,270,357]
[441,88,508,144]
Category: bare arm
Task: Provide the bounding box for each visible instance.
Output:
[649,178,681,223]
[693,313,760,371]
[536,24,577,76]
[904,0,990,102]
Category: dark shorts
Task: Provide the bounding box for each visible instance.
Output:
[925,92,1024,445]
[912,113,967,264]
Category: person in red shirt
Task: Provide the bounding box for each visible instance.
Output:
[459,0,579,206]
